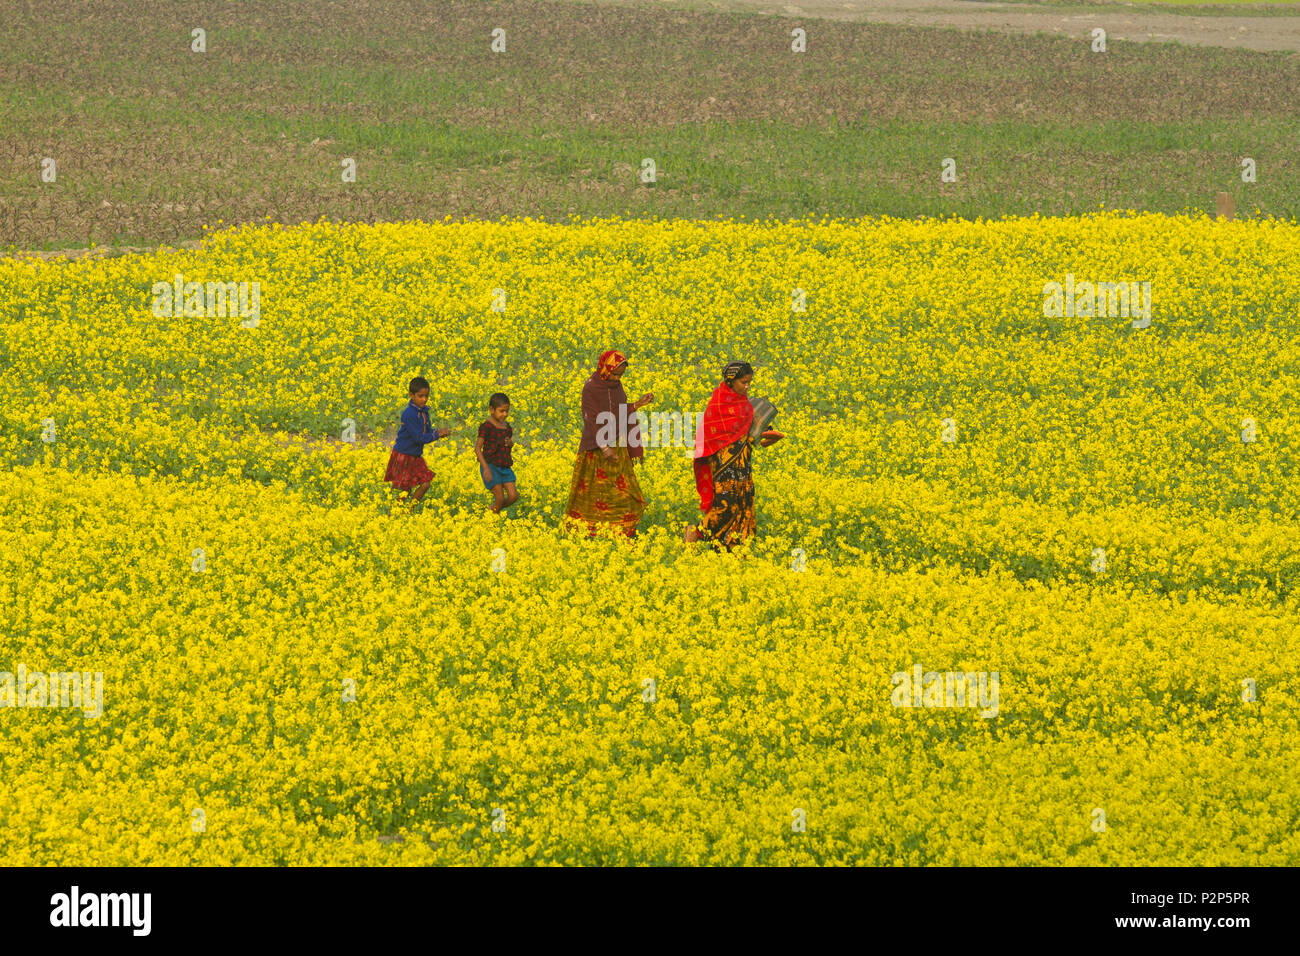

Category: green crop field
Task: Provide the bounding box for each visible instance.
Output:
[2,0,1298,250]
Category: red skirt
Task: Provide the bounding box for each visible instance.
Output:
[384,449,434,491]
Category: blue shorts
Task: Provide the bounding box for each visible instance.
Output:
[482,461,517,490]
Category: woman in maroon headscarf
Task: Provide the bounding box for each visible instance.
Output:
[685,361,783,550]
[564,349,655,538]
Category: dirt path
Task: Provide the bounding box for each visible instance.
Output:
[589,0,1300,53]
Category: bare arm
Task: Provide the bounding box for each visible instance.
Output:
[474,435,494,480]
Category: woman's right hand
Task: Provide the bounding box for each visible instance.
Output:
[601,446,618,461]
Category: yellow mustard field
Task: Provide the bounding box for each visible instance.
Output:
[1,213,1298,864]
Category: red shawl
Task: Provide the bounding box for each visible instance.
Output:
[692,381,753,512]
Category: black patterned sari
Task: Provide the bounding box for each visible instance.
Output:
[697,435,756,550]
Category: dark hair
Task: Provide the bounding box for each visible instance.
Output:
[488,392,510,409]
[723,361,754,383]
[408,376,430,394]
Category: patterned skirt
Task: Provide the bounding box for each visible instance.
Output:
[564,448,646,537]
[384,449,434,492]
[694,436,755,550]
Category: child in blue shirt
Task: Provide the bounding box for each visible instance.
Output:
[384,376,449,512]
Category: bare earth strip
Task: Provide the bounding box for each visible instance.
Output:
[586,0,1300,52]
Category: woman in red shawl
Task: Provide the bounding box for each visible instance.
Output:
[685,362,783,550]
[564,349,655,538]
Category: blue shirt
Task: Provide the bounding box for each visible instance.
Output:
[394,401,442,457]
